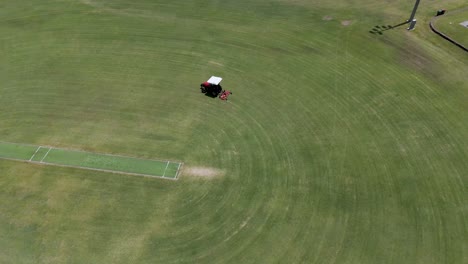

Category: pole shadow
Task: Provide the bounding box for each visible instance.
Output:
[369,20,409,35]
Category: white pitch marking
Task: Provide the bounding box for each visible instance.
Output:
[29,146,42,161]
[175,163,182,179]
[40,147,52,163]
[162,161,170,177]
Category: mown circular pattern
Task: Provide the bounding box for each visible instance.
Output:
[0,0,466,263]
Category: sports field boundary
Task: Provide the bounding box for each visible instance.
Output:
[0,141,183,180]
[430,8,468,52]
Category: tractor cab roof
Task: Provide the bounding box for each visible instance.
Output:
[207,76,222,85]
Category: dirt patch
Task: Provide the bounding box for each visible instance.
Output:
[183,166,225,179]
[322,16,333,21]
[341,20,353,26]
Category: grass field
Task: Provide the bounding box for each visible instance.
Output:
[434,8,468,46]
[0,0,467,263]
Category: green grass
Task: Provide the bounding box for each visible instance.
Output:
[0,142,179,178]
[0,0,467,263]
[434,8,468,46]
[0,142,38,160]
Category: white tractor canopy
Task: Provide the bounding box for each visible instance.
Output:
[207,76,222,85]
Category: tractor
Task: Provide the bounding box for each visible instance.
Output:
[200,76,223,97]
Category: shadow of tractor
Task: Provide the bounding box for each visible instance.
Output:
[200,85,223,98]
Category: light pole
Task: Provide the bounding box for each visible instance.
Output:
[407,0,421,30]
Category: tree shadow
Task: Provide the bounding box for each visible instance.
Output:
[369,20,409,35]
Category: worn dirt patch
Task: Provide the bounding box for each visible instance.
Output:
[183,166,225,179]
[341,20,353,26]
[322,16,333,21]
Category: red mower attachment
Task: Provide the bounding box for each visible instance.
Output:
[219,90,232,101]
